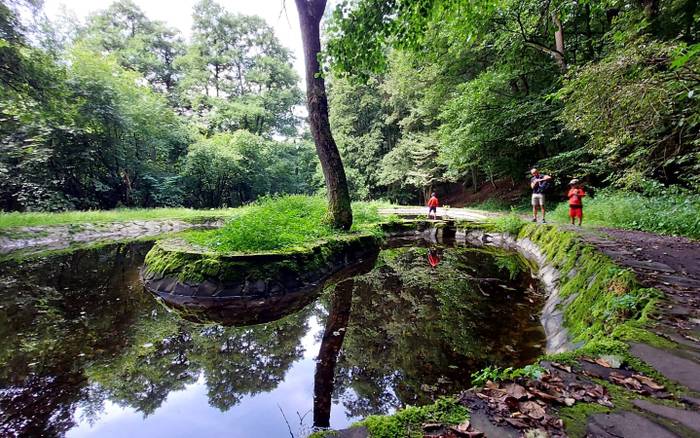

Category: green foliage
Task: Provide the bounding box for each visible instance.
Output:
[183,195,384,253]
[551,190,700,238]
[180,131,315,208]
[470,364,545,387]
[491,212,527,235]
[0,0,308,213]
[357,397,468,438]
[326,0,700,201]
[557,38,700,190]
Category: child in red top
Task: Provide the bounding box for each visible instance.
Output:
[567,179,585,226]
[427,193,439,219]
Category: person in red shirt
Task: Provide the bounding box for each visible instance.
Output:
[567,179,585,226]
[427,192,439,219]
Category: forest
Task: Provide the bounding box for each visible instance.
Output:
[1,0,699,222]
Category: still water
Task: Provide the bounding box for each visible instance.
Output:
[0,238,545,437]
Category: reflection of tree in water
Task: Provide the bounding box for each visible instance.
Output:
[190,314,308,411]
[332,246,544,417]
[90,308,309,413]
[0,242,155,436]
[0,242,309,436]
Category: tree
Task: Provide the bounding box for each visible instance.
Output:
[294,0,353,230]
[81,0,186,97]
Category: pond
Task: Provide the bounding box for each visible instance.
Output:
[0,237,545,437]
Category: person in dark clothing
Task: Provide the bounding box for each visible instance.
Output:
[530,168,552,223]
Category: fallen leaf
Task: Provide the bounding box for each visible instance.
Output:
[594,357,612,368]
[505,383,530,400]
[504,417,529,428]
[453,420,470,433]
[520,401,546,419]
[528,388,562,403]
[632,374,665,390]
[599,354,623,368]
[551,362,572,373]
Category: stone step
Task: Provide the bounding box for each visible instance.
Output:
[587,411,680,437]
[630,343,700,392]
[633,399,700,434]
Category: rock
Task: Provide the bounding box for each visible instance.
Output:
[633,399,700,433]
[629,343,700,392]
[587,411,679,438]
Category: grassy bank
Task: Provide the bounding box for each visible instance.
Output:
[0,207,236,229]
[550,190,700,239]
[183,195,391,253]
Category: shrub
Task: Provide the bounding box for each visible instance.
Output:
[491,211,527,235]
[551,190,700,239]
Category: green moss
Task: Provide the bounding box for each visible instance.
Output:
[512,225,663,349]
[559,402,611,438]
[143,233,381,284]
[356,397,468,438]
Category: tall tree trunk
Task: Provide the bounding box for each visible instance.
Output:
[295,0,353,230]
[551,13,567,72]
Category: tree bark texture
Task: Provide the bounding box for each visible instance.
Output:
[294,0,353,230]
[551,13,567,72]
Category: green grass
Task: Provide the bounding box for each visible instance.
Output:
[183,195,386,253]
[551,190,700,239]
[490,211,527,235]
[0,207,235,229]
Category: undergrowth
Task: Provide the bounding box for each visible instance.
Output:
[490,211,527,235]
[551,190,700,239]
[470,364,545,386]
[468,197,531,213]
[354,397,468,438]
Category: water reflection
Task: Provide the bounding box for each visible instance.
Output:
[428,248,440,267]
[0,242,311,437]
[324,245,544,419]
[0,239,544,437]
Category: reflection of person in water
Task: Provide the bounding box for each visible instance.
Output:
[428,249,440,267]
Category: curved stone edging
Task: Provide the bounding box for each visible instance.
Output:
[456,228,573,354]
[142,234,381,325]
[141,219,572,350]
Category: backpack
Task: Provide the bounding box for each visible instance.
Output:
[538,179,553,194]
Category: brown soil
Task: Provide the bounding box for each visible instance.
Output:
[441,178,530,208]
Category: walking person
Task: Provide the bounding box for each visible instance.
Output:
[567,179,585,226]
[530,168,552,223]
[427,192,439,220]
